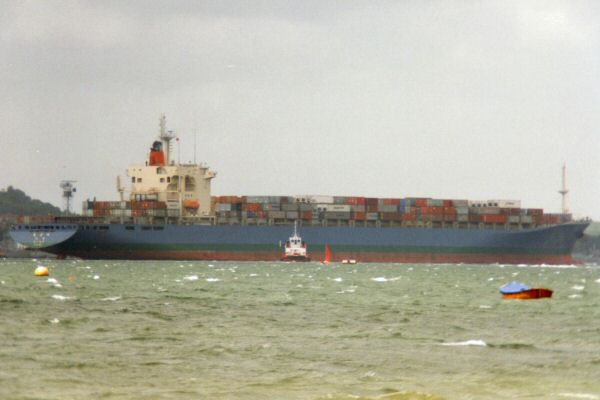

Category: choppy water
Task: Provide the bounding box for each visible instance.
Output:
[1,259,600,400]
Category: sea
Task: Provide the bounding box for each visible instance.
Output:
[1,259,599,400]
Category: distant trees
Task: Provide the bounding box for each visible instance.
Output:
[0,186,61,216]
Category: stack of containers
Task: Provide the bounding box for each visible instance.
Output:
[86,200,167,219]
[208,194,559,227]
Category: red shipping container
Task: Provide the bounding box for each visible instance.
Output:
[382,198,401,205]
[526,208,544,216]
[352,211,366,221]
[482,214,507,223]
[401,214,416,221]
[380,212,400,221]
[443,200,453,207]
[413,199,425,207]
[346,197,366,206]
[246,203,262,212]
[300,211,313,220]
[443,207,457,215]
[469,214,482,223]
[366,205,379,212]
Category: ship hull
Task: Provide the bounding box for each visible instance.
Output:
[10,222,588,264]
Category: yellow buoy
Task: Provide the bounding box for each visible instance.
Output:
[34,266,49,276]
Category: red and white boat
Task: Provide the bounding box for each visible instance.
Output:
[281,222,310,262]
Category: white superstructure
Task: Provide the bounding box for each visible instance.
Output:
[126,115,216,217]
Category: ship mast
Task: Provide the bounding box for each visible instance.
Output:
[159,114,176,165]
[558,163,569,214]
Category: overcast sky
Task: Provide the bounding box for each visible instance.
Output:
[1,1,599,219]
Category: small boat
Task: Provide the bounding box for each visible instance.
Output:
[341,259,357,264]
[500,281,553,300]
[281,222,310,262]
[322,243,331,264]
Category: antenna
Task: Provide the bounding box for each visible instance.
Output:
[60,180,77,214]
[194,128,197,165]
[558,163,569,214]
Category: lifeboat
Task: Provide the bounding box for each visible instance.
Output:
[183,199,200,209]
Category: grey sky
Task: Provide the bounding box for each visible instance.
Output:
[1,1,599,219]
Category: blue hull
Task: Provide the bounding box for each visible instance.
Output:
[9,221,589,264]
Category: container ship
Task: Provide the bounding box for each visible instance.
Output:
[10,116,589,264]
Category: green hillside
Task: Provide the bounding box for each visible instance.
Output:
[0,186,61,215]
[584,222,600,237]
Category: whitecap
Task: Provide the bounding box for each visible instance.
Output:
[572,285,585,291]
[441,340,487,347]
[51,294,73,301]
[47,278,59,284]
[569,294,582,299]
[557,393,599,399]
[93,275,100,280]
[333,277,343,282]
[596,278,600,283]
[208,264,215,267]
[372,277,388,282]
[479,305,492,309]
[488,277,494,281]
[336,286,357,294]
[206,278,220,282]
[101,296,121,301]
[183,275,199,281]
[249,273,258,277]
[49,318,60,324]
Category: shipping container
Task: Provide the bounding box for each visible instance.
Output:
[285,211,299,219]
[482,214,507,224]
[350,205,366,212]
[379,205,398,213]
[323,211,351,220]
[346,197,366,206]
[366,212,379,221]
[218,203,232,212]
[427,199,444,207]
[380,212,401,221]
[452,199,469,207]
[300,211,313,220]
[281,203,299,211]
[352,211,366,221]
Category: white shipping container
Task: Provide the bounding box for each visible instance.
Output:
[295,195,334,204]
[312,204,351,212]
[486,199,521,208]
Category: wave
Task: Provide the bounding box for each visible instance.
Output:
[440,339,487,347]
[488,343,537,350]
[557,393,599,399]
[51,294,73,301]
[313,391,445,400]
